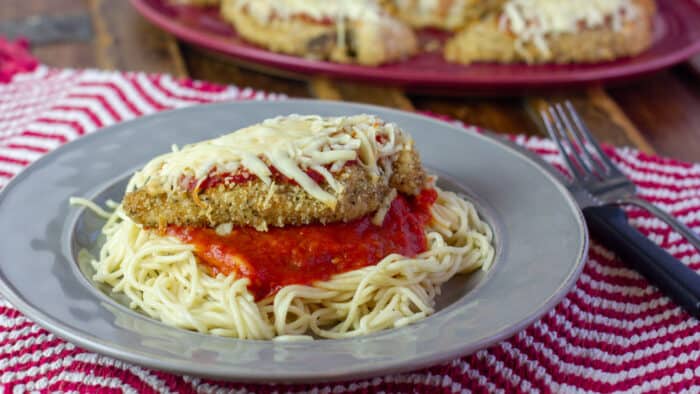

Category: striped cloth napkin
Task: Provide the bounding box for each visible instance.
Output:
[1,40,700,393]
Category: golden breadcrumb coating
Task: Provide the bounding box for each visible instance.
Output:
[219,0,418,66]
[444,0,655,64]
[123,149,426,231]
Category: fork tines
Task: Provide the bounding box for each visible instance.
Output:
[540,101,620,182]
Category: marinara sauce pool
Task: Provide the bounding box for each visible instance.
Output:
[168,188,438,300]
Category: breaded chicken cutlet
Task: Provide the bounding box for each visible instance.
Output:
[168,0,655,66]
[445,0,655,64]
[220,0,418,66]
[123,114,427,231]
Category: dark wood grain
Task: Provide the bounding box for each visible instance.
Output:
[181,44,310,98]
[411,86,659,155]
[4,0,700,163]
[525,87,656,153]
[2,0,87,19]
[88,0,186,76]
[609,68,700,162]
[0,13,93,45]
[311,78,414,110]
[688,55,700,78]
[411,96,538,135]
[31,42,96,69]
[1,0,95,68]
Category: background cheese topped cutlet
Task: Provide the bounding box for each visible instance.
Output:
[170,0,656,65]
[220,0,419,65]
[123,115,426,231]
[445,0,656,64]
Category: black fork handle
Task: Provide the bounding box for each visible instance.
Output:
[584,205,700,318]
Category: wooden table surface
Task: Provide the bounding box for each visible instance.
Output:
[4,0,700,162]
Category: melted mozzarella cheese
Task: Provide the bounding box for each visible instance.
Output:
[128,114,411,208]
[499,0,640,58]
[232,0,383,23]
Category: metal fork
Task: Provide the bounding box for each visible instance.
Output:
[541,101,700,317]
[541,101,700,252]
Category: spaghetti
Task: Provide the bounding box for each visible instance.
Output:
[74,114,494,340]
[77,185,493,340]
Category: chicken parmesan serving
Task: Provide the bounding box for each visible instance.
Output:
[171,0,655,65]
[444,0,656,64]
[220,0,418,66]
[74,114,494,339]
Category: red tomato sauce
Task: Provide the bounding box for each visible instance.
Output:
[167,188,438,300]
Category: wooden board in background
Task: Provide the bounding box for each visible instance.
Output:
[3,0,700,162]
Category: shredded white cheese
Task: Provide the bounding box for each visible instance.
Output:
[371,188,397,226]
[215,222,233,236]
[262,181,277,209]
[128,114,411,208]
[499,0,640,59]
[232,0,383,24]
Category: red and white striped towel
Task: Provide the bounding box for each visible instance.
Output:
[1,61,700,392]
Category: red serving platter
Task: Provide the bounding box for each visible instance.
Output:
[131,0,700,93]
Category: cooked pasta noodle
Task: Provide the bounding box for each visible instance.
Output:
[77,186,494,340]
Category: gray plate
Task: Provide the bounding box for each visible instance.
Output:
[0,100,587,383]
